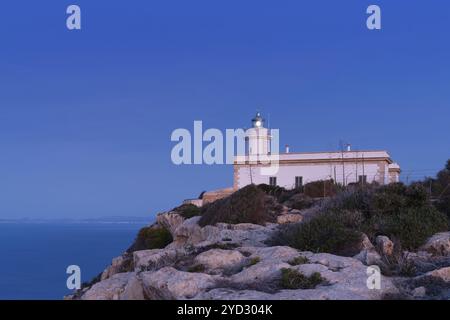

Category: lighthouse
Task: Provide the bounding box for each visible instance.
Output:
[246,112,271,158]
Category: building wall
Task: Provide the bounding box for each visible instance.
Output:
[235,160,389,189]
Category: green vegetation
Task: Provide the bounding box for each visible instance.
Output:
[420,159,450,219]
[303,180,338,198]
[272,210,364,256]
[199,184,278,226]
[288,256,309,266]
[174,203,202,219]
[127,226,173,252]
[271,182,448,253]
[381,206,448,249]
[280,269,325,290]
[248,257,261,266]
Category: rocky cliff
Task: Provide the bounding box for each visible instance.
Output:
[67,185,450,300]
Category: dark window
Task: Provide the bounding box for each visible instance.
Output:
[295,176,303,189]
[269,177,277,186]
[358,175,367,184]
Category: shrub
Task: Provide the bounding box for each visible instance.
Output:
[323,188,373,216]
[280,269,325,289]
[187,264,206,273]
[175,203,202,219]
[304,180,337,198]
[127,226,173,252]
[271,210,364,256]
[379,206,448,250]
[257,184,304,203]
[288,256,309,266]
[284,193,315,211]
[199,184,277,226]
[248,257,261,266]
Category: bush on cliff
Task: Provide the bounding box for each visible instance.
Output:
[199,184,278,226]
[271,183,449,253]
[420,159,450,219]
[271,210,365,256]
[257,184,315,209]
[174,203,202,219]
[304,180,338,198]
[280,268,325,290]
[379,206,448,249]
[127,226,173,252]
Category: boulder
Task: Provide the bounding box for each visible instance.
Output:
[412,286,426,298]
[421,232,450,256]
[170,216,203,247]
[426,267,450,282]
[157,212,185,236]
[194,249,245,273]
[82,272,145,300]
[140,267,218,299]
[197,252,398,300]
[230,260,290,288]
[354,249,382,266]
[101,255,130,280]
[246,246,305,263]
[277,213,303,224]
[376,236,394,256]
[133,249,183,271]
[169,218,275,249]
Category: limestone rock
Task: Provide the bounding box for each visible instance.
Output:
[169,217,275,249]
[376,236,394,256]
[426,266,450,282]
[277,213,303,224]
[412,286,426,298]
[101,255,129,280]
[230,260,290,287]
[354,249,382,266]
[157,212,185,236]
[197,251,398,300]
[133,249,183,271]
[140,267,218,299]
[82,273,144,300]
[194,249,245,272]
[421,232,450,256]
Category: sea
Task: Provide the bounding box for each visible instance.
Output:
[0,220,149,300]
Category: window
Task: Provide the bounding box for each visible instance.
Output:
[358,175,367,184]
[269,177,277,186]
[295,176,303,189]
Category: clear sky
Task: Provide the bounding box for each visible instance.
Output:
[0,1,449,219]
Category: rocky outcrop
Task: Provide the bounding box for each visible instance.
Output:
[156,212,185,236]
[376,236,394,257]
[197,252,397,300]
[72,210,450,301]
[277,213,303,224]
[101,255,128,280]
[133,249,184,272]
[140,267,218,299]
[168,216,275,249]
[82,273,145,300]
[194,249,245,274]
[421,232,450,256]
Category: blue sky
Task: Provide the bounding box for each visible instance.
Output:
[0,1,449,219]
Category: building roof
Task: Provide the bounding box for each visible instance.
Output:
[234,150,394,164]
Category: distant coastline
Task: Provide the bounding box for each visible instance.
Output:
[0,216,154,224]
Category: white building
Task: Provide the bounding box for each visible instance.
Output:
[233,113,401,190]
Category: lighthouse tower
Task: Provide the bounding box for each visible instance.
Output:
[246,112,271,158]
